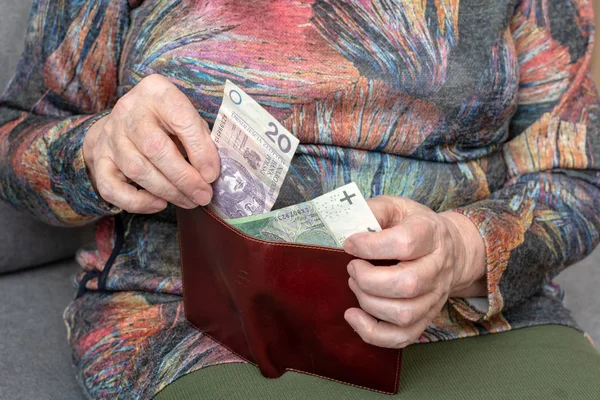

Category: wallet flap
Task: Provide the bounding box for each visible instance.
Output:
[178,206,402,394]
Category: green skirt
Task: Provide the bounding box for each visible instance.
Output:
[155,325,600,399]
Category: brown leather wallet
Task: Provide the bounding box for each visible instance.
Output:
[177,206,402,394]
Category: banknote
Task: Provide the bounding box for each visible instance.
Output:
[226,183,382,248]
[209,80,300,219]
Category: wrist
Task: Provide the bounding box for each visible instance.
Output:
[82,115,107,189]
[439,210,486,296]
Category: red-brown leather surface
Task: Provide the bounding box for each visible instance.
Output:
[177,206,402,394]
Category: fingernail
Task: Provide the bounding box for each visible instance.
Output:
[203,166,217,184]
[347,261,356,278]
[343,238,353,253]
[192,189,211,206]
[344,310,358,327]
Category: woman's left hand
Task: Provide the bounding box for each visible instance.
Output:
[343,196,487,349]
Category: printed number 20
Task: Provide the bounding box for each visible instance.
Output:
[265,122,292,153]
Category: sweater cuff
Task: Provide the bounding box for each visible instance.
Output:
[449,204,521,322]
[49,111,121,221]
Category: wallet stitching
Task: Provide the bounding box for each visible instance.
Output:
[177,208,402,394]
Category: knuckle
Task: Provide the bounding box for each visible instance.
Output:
[353,269,369,292]
[394,308,415,326]
[399,272,420,297]
[124,156,147,179]
[174,116,198,137]
[115,94,136,115]
[122,204,136,213]
[158,187,182,204]
[96,180,115,203]
[361,329,376,346]
[124,196,143,214]
[102,117,117,135]
[157,85,181,104]
[396,234,416,255]
[140,74,170,92]
[142,136,170,160]
[172,170,196,191]
[353,293,367,312]
[365,322,380,341]
[352,265,363,285]
[167,108,199,137]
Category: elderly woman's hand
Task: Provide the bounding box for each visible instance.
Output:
[83,74,220,213]
[343,196,487,348]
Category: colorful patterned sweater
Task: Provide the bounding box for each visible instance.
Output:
[1,0,599,398]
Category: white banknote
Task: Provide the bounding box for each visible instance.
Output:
[227,183,382,248]
[209,80,299,219]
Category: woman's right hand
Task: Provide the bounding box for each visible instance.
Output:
[83,74,220,214]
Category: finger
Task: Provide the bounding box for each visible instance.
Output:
[147,78,220,183]
[112,136,197,209]
[348,258,442,298]
[344,216,435,260]
[344,307,428,349]
[348,277,438,327]
[127,124,213,206]
[94,157,167,214]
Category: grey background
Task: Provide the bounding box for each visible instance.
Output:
[0,0,31,89]
[0,1,598,399]
[0,261,83,399]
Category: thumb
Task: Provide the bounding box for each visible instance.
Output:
[366,196,428,229]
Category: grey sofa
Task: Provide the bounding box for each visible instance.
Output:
[0,201,89,399]
[0,3,92,398]
[0,2,599,400]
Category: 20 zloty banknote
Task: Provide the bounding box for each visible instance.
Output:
[209,80,299,219]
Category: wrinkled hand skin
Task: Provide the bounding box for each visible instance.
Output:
[343,196,486,349]
[83,74,221,214]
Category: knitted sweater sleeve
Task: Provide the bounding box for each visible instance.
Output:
[0,1,131,226]
[451,0,600,321]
